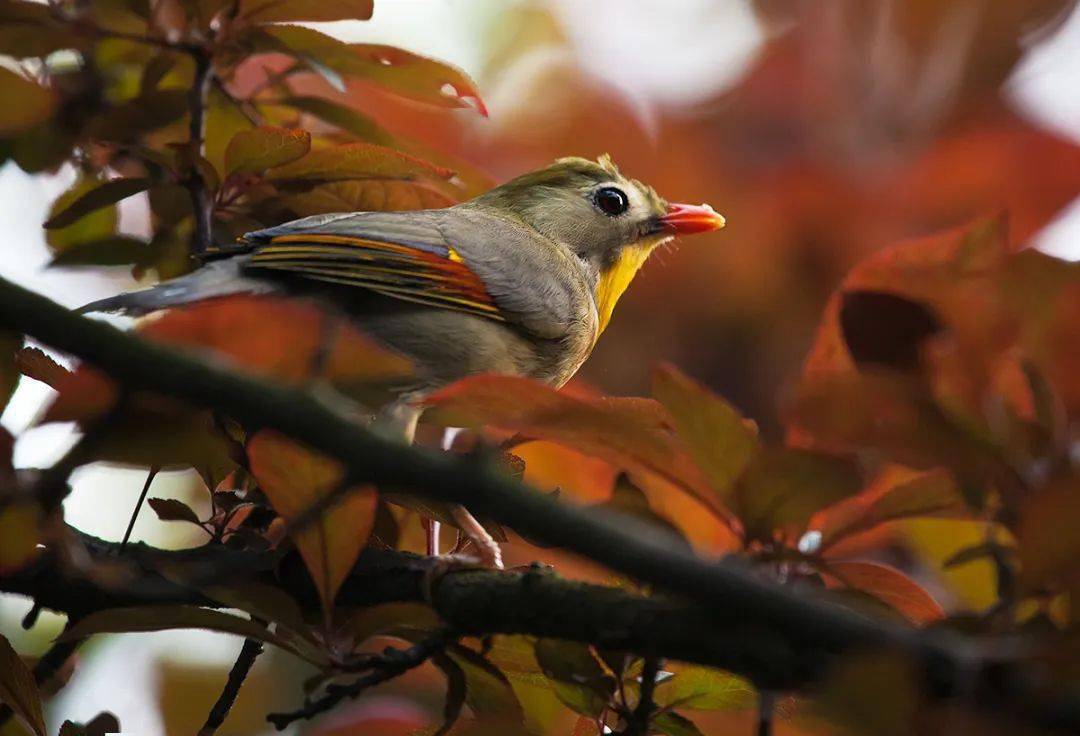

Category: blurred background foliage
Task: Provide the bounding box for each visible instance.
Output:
[0,0,1079,734]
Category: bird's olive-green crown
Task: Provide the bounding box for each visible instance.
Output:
[467,154,670,267]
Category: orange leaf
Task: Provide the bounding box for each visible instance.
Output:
[824,561,944,626]
[812,467,968,553]
[424,375,721,514]
[652,363,759,503]
[247,430,376,612]
[224,126,310,176]
[137,295,413,387]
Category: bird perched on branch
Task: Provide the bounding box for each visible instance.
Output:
[82,154,725,566]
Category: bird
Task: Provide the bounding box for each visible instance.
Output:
[81,154,725,566]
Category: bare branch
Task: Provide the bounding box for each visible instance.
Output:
[199,636,265,736]
[266,628,456,730]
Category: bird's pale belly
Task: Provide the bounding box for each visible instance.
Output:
[351,306,590,392]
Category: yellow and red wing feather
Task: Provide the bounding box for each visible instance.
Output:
[246,234,504,321]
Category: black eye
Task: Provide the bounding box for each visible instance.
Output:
[594,187,629,217]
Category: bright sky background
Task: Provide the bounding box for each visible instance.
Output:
[1,1,1078,732]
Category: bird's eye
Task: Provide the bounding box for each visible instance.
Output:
[594,187,629,217]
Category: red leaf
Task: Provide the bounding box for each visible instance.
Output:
[247,430,377,612]
[424,375,721,514]
[824,561,944,625]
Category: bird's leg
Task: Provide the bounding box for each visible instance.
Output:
[439,427,503,569]
[424,518,441,556]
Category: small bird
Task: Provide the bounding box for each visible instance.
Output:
[83,154,725,565]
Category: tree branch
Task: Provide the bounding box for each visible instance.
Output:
[266,628,457,730]
[199,636,264,736]
[0,277,1078,732]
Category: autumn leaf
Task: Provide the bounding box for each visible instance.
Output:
[224,126,311,177]
[653,363,759,503]
[241,0,372,23]
[813,467,968,552]
[136,295,413,388]
[0,67,53,136]
[734,448,863,542]
[0,633,46,736]
[43,177,153,230]
[346,44,487,115]
[425,375,721,513]
[246,431,377,612]
[59,605,325,664]
[823,561,944,626]
[267,141,453,183]
[0,503,42,575]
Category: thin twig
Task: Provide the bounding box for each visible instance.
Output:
[266,628,457,730]
[186,50,216,255]
[199,636,265,736]
[628,657,662,735]
[120,466,159,552]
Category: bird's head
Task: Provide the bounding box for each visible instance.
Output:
[473,154,725,332]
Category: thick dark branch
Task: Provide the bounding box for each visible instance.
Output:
[199,636,264,736]
[0,278,1077,732]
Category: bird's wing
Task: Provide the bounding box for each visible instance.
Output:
[239,210,504,321]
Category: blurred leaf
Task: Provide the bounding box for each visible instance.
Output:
[735,448,862,541]
[0,503,42,575]
[136,296,414,390]
[242,0,372,23]
[85,89,188,141]
[13,346,69,389]
[48,236,156,268]
[655,665,755,711]
[0,331,19,414]
[533,639,614,718]
[443,644,525,727]
[808,653,919,736]
[59,605,322,662]
[823,561,944,625]
[45,178,119,254]
[431,653,467,736]
[277,178,456,217]
[249,27,485,114]
[653,363,759,502]
[43,177,153,230]
[0,633,46,736]
[224,126,310,177]
[0,68,53,136]
[201,581,313,641]
[247,430,377,612]
[0,0,82,57]
[346,44,487,115]
[147,497,202,524]
[205,87,256,176]
[815,468,967,551]
[272,95,393,145]
[1018,476,1080,591]
[58,713,120,736]
[268,141,453,183]
[347,603,440,645]
[652,711,704,736]
[425,376,719,513]
[839,290,942,371]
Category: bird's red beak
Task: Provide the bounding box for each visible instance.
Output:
[659,203,726,235]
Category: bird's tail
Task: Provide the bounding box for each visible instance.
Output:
[77,258,272,315]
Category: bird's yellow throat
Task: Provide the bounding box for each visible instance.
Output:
[594,241,658,334]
